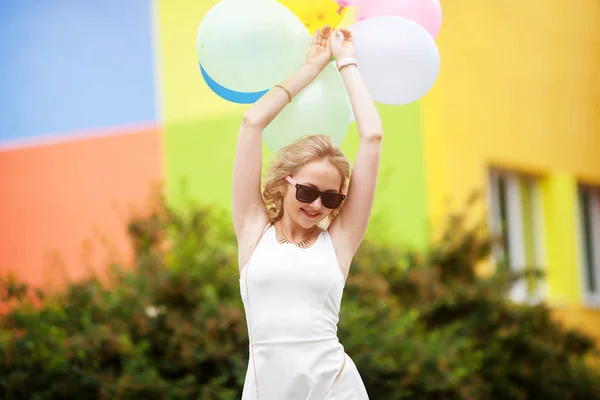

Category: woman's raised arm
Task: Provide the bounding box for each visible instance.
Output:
[328,29,384,264]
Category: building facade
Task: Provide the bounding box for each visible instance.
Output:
[422,0,600,341]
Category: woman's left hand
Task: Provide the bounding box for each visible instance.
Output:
[330,28,354,62]
[304,25,333,72]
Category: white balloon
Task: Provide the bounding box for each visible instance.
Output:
[349,16,440,105]
[197,0,311,92]
[263,63,351,153]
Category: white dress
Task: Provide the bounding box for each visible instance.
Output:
[240,224,370,400]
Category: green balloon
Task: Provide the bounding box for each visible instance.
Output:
[263,63,351,153]
[197,0,311,93]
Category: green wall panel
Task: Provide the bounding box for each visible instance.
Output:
[165,102,428,250]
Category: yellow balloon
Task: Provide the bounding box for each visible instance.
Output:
[278,0,348,34]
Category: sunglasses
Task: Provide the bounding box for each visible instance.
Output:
[285,176,346,209]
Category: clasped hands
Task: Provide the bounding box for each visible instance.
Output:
[305,25,355,73]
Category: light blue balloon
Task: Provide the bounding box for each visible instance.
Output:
[200,63,267,104]
[197,0,311,93]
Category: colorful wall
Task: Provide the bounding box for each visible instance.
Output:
[0,0,429,287]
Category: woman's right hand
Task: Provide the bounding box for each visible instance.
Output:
[304,25,333,72]
[330,28,355,62]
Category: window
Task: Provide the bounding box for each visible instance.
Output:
[488,169,547,303]
[577,185,600,307]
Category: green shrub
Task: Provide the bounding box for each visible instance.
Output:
[1,197,599,399]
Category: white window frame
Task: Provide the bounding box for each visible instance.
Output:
[488,169,547,304]
[577,186,600,308]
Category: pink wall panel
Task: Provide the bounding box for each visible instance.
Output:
[0,127,162,287]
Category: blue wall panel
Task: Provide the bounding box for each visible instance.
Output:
[0,0,157,142]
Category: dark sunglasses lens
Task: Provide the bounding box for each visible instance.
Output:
[296,186,319,203]
[322,193,345,209]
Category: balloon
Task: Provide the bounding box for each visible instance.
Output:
[197,0,311,93]
[200,63,267,104]
[349,16,440,105]
[355,0,442,38]
[278,0,348,34]
[263,63,350,153]
[337,4,357,29]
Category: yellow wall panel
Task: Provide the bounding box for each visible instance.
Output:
[424,0,600,218]
[157,0,248,123]
[422,0,600,336]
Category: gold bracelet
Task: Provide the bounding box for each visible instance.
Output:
[274,84,292,103]
[338,62,357,72]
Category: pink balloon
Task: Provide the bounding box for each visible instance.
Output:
[336,0,442,38]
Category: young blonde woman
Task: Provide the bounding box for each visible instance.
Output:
[233,25,383,399]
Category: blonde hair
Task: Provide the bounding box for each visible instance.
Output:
[262,134,351,223]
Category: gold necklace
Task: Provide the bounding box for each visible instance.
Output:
[276,222,316,249]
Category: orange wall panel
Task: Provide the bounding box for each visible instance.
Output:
[0,127,162,286]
